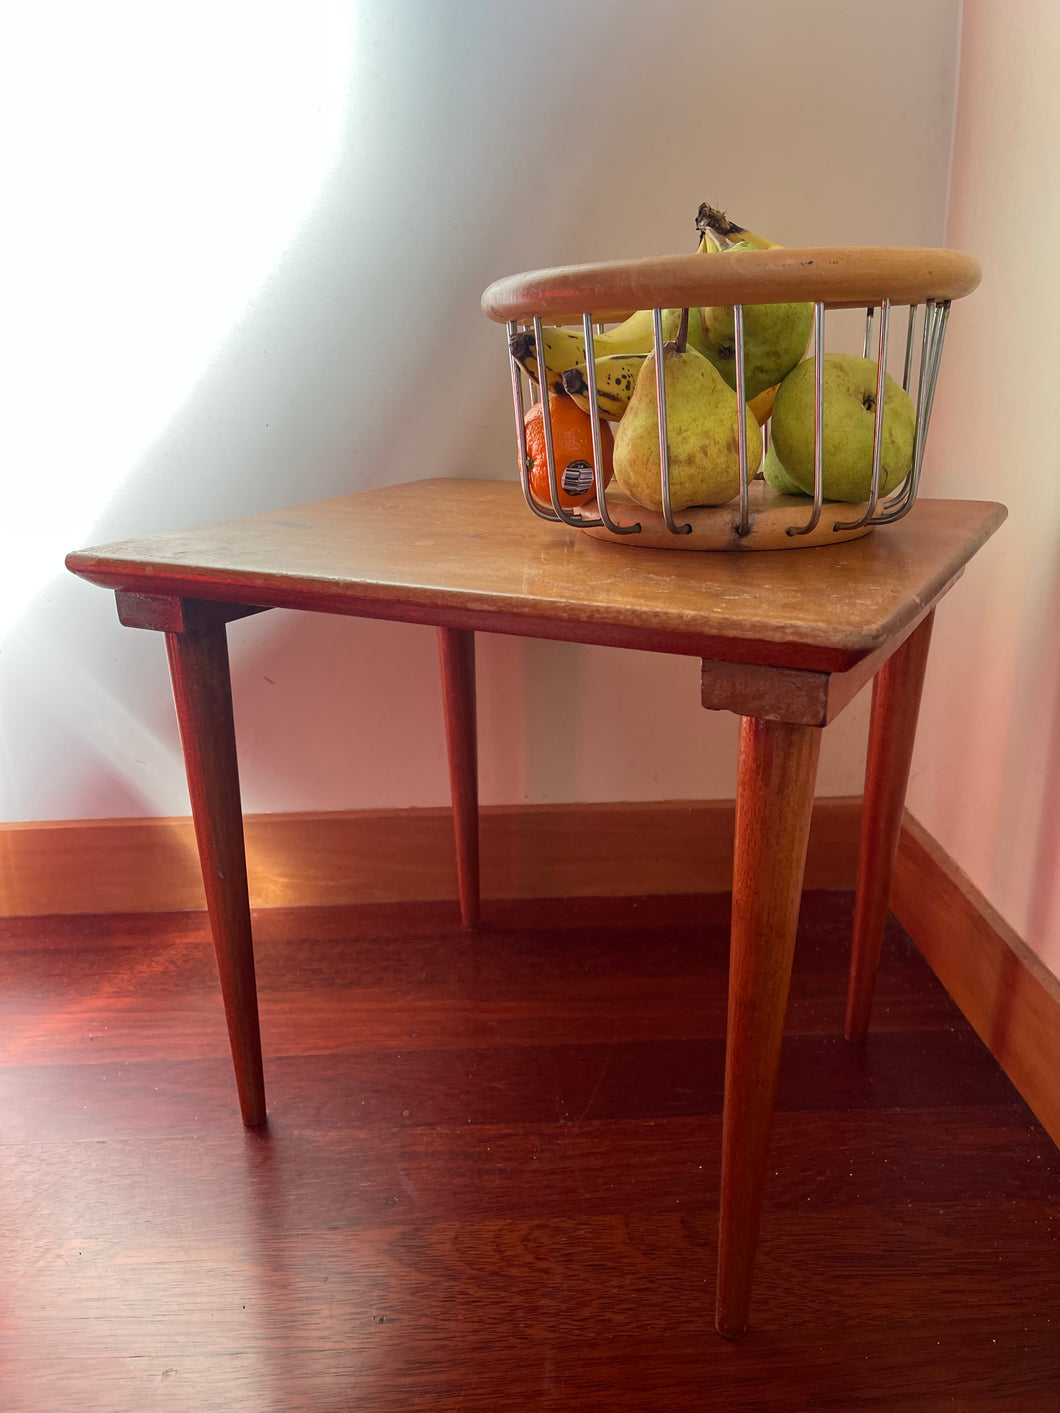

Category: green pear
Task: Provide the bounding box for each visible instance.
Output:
[659,307,712,358]
[697,304,813,402]
[771,353,916,502]
[694,243,813,401]
[613,322,762,513]
[762,441,807,497]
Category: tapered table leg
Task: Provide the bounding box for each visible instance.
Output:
[166,624,266,1126]
[716,716,822,1339]
[844,611,935,1043]
[437,627,480,930]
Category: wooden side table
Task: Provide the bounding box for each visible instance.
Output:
[66,477,1005,1336]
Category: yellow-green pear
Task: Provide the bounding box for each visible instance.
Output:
[659,306,712,358]
[694,242,813,401]
[613,314,762,513]
[771,353,915,502]
[689,213,813,399]
[762,441,807,497]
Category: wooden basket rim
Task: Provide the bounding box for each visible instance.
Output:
[481,246,981,324]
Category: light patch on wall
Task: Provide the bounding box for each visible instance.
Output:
[0,1,356,633]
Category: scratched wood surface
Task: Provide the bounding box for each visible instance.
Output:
[65,480,1006,671]
[1,892,1057,1411]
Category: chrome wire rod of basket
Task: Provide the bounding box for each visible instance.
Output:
[874,299,951,525]
[786,302,827,539]
[583,313,641,537]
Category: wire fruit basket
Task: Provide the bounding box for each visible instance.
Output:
[481,236,981,551]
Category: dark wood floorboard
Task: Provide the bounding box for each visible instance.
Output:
[0,892,1057,1412]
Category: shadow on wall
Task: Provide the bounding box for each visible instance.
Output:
[1,582,454,824]
[7,567,749,825]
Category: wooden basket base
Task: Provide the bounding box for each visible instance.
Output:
[578,480,875,552]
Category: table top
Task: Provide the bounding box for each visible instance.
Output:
[66,478,1006,673]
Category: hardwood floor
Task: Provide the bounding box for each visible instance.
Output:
[1,892,1057,1411]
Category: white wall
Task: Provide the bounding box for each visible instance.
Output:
[2,8,961,820]
[907,0,1060,973]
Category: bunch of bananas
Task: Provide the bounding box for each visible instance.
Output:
[509,205,804,427]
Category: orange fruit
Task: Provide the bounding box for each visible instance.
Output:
[522,394,614,508]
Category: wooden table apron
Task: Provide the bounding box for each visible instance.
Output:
[65,478,1007,1338]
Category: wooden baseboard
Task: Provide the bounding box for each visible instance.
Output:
[0,797,863,917]
[2,796,1057,1143]
[890,813,1060,1149]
